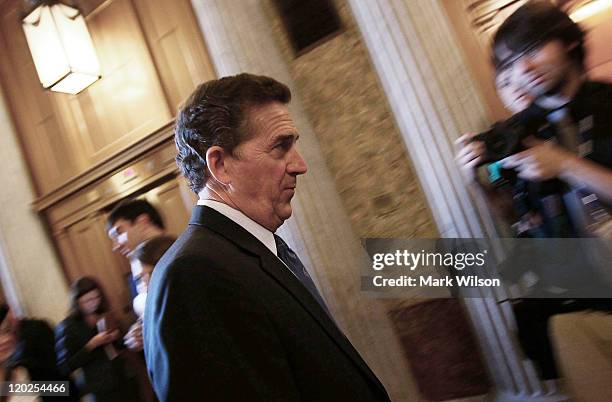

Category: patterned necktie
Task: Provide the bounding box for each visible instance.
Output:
[274,234,331,317]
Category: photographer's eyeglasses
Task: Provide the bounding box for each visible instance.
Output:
[496,40,545,72]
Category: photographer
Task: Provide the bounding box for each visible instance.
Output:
[458,1,612,236]
[455,0,612,391]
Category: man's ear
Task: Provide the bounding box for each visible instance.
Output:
[206,146,231,186]
[135,214,151,226]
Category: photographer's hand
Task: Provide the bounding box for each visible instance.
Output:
[501,137,573,180]
[455,132,485,182]
[506,136,612,203]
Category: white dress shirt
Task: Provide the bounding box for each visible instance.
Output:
[197,199,277,255]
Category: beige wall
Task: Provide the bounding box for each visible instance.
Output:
[263,0,437,239]
[0,85,69,324]
[582,4,612,81]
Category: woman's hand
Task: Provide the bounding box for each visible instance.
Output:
[85,330,119,351]
[124,321,143,352]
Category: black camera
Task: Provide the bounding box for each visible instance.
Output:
[472,110,550,163]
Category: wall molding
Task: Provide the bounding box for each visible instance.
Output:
[33,119,175,212]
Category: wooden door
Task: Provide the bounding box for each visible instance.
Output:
[142,179,193,238]
[53,175,195,325]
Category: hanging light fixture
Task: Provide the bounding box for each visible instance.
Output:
[21,1,101,95]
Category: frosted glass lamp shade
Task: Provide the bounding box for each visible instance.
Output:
[22,3,101,94]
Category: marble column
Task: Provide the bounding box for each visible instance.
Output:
[346,0,563,400]
[0,84,69,323]
[190,1,422,400]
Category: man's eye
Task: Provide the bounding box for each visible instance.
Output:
[275,139,292,150]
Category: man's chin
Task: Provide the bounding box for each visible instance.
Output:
[535,77,566,98]
[277,205,293,222]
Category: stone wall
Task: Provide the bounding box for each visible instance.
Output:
[262,0,437,239]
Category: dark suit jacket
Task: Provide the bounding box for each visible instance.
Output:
[144,206,392,402]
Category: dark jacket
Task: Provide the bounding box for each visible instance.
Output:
[55,315,133,399]
[144,206,392,402]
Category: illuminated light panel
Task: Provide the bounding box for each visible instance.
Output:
[22,3,101,94]
[570,0,612,21]
[50,72,100,95]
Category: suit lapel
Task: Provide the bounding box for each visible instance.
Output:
[189,206,387,394]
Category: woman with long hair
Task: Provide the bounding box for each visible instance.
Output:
[55,277,139,402]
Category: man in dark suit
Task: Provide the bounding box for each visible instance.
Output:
[144,73,392,402]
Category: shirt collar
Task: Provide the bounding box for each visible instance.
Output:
[197,199,277,255]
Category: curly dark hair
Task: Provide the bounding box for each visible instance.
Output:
[492,1,586,71]
[174,73,291,193]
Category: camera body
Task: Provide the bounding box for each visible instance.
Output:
[472,109,550,163]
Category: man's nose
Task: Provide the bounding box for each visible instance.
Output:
[288,147,308,175]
